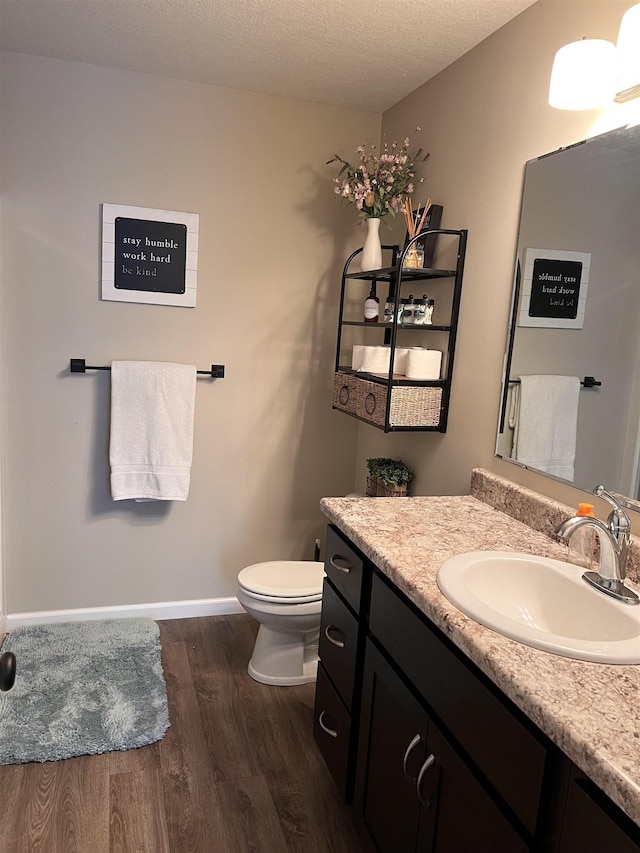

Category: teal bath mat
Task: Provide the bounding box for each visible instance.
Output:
[0,618,170,764]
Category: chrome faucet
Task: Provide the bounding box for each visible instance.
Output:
[554,485,639,605]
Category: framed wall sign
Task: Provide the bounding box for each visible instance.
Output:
[518,247,591,329]
[101,204,199,307]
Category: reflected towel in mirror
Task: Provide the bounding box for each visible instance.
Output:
[512,375,580,481]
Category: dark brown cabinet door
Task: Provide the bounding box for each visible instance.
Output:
[354,643,433,853]
[355,642,529,853]
[559,776,640,853]
[424,722,528,853]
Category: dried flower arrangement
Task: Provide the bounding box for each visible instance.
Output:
[328,130,429,221]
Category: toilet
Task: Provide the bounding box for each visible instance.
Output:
[237,560,325,686]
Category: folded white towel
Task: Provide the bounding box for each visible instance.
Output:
[109,361,197,501]
[513,375,580,481]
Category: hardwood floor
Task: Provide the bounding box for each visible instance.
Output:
[0,615,366,852]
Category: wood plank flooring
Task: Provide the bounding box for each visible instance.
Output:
[0,615,366,852]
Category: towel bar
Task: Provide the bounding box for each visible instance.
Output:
[69,358,225,378]
[508,376,600,388]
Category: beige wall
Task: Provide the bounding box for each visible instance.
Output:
[3,2,640,615]
[356,0,640,522]
[0,52,379,613]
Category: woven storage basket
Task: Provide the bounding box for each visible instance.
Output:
[389,386,443,427]
[332,372,358,414]
[356,379,442,428]
[356,378,388,426]
[366,476,407,497]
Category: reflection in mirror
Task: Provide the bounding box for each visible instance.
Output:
[496,123,640,509]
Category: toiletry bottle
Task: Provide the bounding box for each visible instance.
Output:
[424,298,435,325]
[364,282,379,323]
[413,296,427,325]
[383,296,395,323]
[403,295,415,325]
[567,503,596,569]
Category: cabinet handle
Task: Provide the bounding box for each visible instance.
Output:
[318,711,339,738]
[324,625,345,649]
[416,754,436,807]
[329,554,352,574]
[402,733,423,781]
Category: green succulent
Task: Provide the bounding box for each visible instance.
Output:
[366,457,415,486]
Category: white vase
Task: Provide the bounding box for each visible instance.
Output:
[360,217,382,272]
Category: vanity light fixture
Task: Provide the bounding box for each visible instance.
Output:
[548,38,617,110]
[617,2,640,102]
[548,3,640,110]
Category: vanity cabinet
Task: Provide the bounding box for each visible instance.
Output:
[314,523,640,853]
[332,229,467,433]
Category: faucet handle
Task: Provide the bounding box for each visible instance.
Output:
[593,485,631,534]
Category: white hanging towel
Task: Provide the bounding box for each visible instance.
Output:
[109,361,197,501]
[513,375,580,481]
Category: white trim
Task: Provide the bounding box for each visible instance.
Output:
[5,596,244,630]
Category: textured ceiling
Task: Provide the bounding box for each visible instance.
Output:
[0,0,538,112]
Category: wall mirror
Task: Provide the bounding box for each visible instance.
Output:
[495,122,640,510]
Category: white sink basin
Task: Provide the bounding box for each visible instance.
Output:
[436,551,640,664]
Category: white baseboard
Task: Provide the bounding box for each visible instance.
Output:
[5,596,245,630]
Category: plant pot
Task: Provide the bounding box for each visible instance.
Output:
[366,476,407,498]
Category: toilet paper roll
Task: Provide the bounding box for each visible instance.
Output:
[352,345,382,371]
[393,347,410,375]
[351,345,368,371]
[360,346,391,374]
[405,348,442,380]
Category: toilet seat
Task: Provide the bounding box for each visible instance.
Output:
[238,560,324,603]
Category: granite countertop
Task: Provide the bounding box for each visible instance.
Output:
[320,493,640,827]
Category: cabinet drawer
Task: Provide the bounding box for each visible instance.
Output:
[369,571,548,835]
[318,578,359,710]
[313,663,352,801]
[324,525,365,615]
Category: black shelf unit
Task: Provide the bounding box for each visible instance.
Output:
[332,228,467,433]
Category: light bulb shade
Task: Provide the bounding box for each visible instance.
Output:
[548,39,618,110]
[616,3,640,99]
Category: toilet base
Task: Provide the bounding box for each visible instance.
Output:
[247,624,319,686]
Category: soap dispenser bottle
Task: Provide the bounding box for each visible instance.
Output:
[567,502,597,569]
[364,282,379,323]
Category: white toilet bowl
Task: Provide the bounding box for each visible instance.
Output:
[237,560,325,686]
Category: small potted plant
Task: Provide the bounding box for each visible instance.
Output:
[366,458,415,498]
